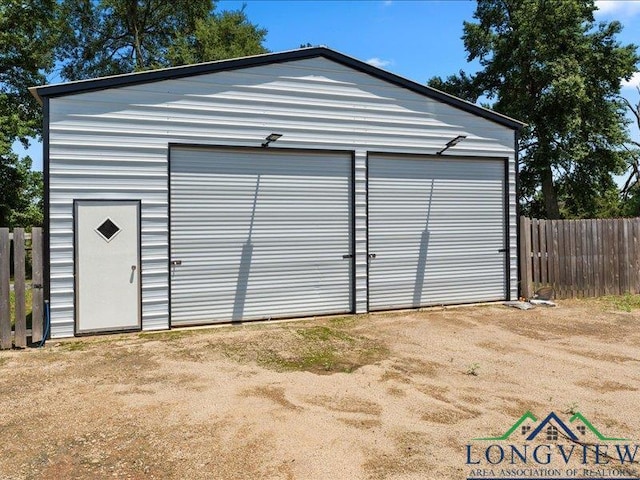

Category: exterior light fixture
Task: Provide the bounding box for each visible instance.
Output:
[436,135,467,155]
[261,133,282,148]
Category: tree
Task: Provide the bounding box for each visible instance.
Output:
[619,87,640,215]
[167,8,267,65]
[0,154,43,227]
[428,0,639,219]
[57,0,268,81]
[0,0,56,226]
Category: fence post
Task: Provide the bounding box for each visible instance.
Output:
[13,229,26,347]
[31,228,43,343]
[0,228,10,349]
[551,220,560,294]
[519,216,533,298]
[631,218,640,294]
[531,219,539,288]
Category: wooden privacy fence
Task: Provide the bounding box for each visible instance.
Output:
[520,217,640,299]
[0,228,44,349]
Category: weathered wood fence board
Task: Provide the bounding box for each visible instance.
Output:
[520,217,640,299]
[31,229,43,343]
[0,228,10,349]
[0,227,44,349]
[13,229,26,348]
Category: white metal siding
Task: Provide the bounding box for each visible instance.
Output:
[170,147,352,324]
[47,56,517,337]
[368,154,506,309]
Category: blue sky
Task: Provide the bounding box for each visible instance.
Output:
[18,0,640,171]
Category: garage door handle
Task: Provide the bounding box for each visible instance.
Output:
[368,253,377,259]
[498,248,508,253]
[171,260,182,266]
[342,254,353,259]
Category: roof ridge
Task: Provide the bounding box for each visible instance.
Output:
[30,46,524,130]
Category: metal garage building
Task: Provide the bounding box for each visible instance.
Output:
[30,47,524,338]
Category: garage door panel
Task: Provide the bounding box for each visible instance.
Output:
[170,147,352,325]
[368,154,506,310]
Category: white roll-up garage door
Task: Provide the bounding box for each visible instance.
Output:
[170,147,353,325]
[368,154,506,310]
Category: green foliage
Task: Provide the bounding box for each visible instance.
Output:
[429,0,639,219]
[427,71,479,103]
[167,7,268,66]
[0,153,42,227]
[0,0,57,142]
[56,0,214,79]
[57,1,268,80]
[0,0,53,226]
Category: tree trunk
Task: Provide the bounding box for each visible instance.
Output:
[541,165,561,219]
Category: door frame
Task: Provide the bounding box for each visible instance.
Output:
[167,143,356,327]
[73,199,143,335]
[365,152,510,311]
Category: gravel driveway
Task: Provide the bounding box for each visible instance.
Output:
[1,299,639,479]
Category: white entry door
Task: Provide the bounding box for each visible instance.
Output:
[75,200,141,333]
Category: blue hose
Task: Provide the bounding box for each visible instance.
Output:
[38,300,50,348]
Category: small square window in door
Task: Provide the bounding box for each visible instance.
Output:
[96,218,121,242]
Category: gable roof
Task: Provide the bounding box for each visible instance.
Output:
[29,46,524,130]
[526,412,578,441]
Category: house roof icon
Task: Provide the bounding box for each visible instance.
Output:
[526,412,577,441]
[472,410,630,442]
[569,412,629,441]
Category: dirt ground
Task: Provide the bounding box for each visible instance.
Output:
[1,298,640,480]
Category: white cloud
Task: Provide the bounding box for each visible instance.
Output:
[595,0,640,17]
[382,0,393,5]
[366,57,393,69]
[622,71,640,89]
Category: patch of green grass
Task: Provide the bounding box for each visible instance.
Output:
[138,329,200,341]
[59,341,87,352]
[9,287,33,329]
[602,294,640,312]
[295,325,355,343]
[218,323,389,375]
[596,293,640,312]
[256,347,340,372]
[327,315,360,328]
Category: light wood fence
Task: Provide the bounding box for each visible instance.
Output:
[0,227,43,349]
[520,217,640,299]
